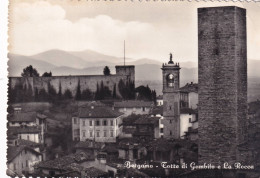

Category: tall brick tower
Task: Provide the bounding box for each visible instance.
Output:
[162,54,181,139]
[198,6,247,165]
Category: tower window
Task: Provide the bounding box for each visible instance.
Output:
[169,106,172,110]
[170,120,172,124]
[167,74,175,87]
[170,131,172,135]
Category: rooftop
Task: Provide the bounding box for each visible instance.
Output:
[114,100,153,108]
[180,82,198,93]
[8,112,47,122]
[77,106,124,118]
[151,106,163,116]
[35,152,95,170]
[74,140,104,150]
[8,126,41,134]
[17,139,42,147]
[7,146,41,163]
[134,116,160,125]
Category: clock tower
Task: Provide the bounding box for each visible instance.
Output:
[161,53,181,139]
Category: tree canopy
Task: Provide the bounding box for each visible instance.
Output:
[42,71,52,77]
[103,66,111,76]
[21,65,40,77]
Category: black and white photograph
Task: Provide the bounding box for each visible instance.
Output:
[4,0,260,177]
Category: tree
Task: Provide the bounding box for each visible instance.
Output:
[81,89,93,100]
[118,79,135,100]
[113,84,117,99]
[48,82,57,102]
[42,71,52,77]
[75,80,81,100]
[63,89,73,100]
[58,82,62,100]
[95,82,100,100]
[103,66,111,76]
[135,85,154,101]
[21,65,39,77]
[38,88,48,101]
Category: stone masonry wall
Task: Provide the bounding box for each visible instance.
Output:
[9,66,135,98]
[198,6,247,165]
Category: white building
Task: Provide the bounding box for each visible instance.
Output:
[180,108,198,138]
[7,146,42,176]
[72,105,124,143]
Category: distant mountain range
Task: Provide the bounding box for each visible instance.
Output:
[8,49,260,85]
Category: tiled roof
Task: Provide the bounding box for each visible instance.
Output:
[8,112,47,122]
[147,138,193,152]
[122,127,136,134]
[74,140,104,150]
[8,126,41,134]
[180,108,197,114]
[180,82,198,93]
[134,116,160,125]
[151,106,163,116]
[114,100,153,108]
[35,152,95,170]
[101,144,118,153]
[17,139,42,147]
[7,146,41,163]
[78,106,123,118]
[9,112,36,122]
[118,138,145,149]
[84,167,108,177]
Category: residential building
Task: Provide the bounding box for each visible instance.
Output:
[72,105,124,142]
[133,115,160,140]
[8,126,43,144]
[180,82,198,109]
[179,108,198,138]
[7,146,42,176]
[113,100,153,116]
[118,138,147,161]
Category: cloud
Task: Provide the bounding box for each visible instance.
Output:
[9,1,259,62]
[9,1,198,61]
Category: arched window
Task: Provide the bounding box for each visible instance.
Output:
[167,74,174,87]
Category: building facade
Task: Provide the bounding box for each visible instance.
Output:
[161,54,181,139]
[198,6,247,165]
[72,105,124,142]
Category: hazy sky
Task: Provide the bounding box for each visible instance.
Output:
[8,0,260,62]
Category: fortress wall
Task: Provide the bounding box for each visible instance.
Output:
[9,65,135,98]
[10,74,130,97]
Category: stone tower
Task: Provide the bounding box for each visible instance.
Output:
[198,6,247,165]
[161,54,181,139]
[115,65,135,82]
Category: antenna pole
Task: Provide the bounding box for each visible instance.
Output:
[124,40,125,66]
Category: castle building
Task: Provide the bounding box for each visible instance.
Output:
[9,65,135,99]
[198,6,247,165]
[161,54,181,139]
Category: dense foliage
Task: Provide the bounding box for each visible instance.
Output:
[21,65,40,77]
